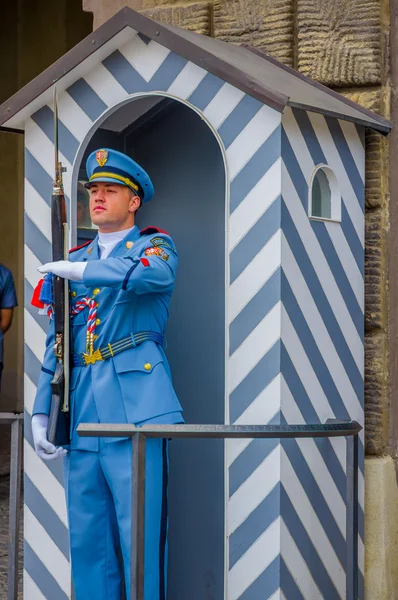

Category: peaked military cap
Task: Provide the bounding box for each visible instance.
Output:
[85,148,154,203]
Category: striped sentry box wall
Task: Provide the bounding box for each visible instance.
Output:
[19,25,364,600]
[280,107,364,598]
[228,106,364,598]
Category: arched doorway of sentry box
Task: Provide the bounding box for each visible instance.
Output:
[72,92,228,600]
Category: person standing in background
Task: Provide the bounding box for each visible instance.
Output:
[0,264,17,392]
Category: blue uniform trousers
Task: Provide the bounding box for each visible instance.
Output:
[64,438,168,600]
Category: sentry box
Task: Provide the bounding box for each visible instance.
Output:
[0,7,391,600]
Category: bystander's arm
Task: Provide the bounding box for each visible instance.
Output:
[0,307,13,334]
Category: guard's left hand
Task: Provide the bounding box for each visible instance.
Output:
[38,260,87,282]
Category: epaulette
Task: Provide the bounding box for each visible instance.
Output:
[69,240,91,254]
[140,226,169,237]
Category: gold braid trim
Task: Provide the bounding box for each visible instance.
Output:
[89,171,140,192]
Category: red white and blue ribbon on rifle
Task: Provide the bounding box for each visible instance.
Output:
[31,275,98,353]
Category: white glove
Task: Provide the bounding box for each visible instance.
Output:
[31,414,67,461]
[38,260,87,282]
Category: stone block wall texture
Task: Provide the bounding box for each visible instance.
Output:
[85,0,391,457]
[213,0,294,65]
[142,3,212,35]
[297,0,382,87]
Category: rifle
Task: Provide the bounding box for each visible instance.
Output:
[47,88,70,446]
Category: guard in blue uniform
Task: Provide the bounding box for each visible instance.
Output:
[31,148,183,599]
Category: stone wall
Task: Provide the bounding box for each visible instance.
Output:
[85,0,392,458]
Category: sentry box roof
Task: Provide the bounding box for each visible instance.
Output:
[0,6,391,134]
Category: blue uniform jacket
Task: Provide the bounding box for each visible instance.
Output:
[33,226,183,451]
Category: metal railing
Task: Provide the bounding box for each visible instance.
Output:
[0,413,23,600]
[78,419,362,600]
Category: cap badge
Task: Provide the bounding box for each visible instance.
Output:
[96,149,108,167]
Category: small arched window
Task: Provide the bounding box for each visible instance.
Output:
[309,164,341,222]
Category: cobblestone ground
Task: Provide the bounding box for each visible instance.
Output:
[0,455,23,600]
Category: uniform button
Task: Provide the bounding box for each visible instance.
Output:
[93,334,99,341]
[95,318,101,326]
[71,291,77,297]
[144,363,152,371]
[93,288,100,295]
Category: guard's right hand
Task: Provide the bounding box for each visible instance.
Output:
[31,413,67,461]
